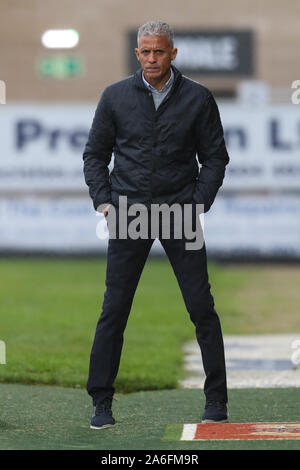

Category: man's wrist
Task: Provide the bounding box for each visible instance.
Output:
[97,203,111,214]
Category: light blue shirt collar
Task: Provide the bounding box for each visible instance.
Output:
[142,68,174,94]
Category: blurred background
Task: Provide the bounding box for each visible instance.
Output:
[0,0,299,258]
[0,0,300,392]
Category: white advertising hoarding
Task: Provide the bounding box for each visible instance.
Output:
[221,105,300,190]
[0,104,94,190]
[0,197,164,253]
[205,195,300,257]
[0,102,299,255]
[0,103,299,191]
[0,196,300,257]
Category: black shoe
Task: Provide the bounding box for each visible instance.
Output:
[90,397,115,429]
[201,400,228,423]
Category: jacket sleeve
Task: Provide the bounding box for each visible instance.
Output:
[193,92,229,213]
[83,89,116,210]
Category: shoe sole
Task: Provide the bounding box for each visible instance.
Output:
[201,419,229,423]
[90,423,115,430]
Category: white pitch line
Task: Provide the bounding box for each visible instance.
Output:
[180,424,197,441]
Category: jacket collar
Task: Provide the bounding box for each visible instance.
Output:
[133,65,182,91]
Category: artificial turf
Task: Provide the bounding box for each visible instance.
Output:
[1,384,300,450]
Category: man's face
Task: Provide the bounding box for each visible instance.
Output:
[135,35,177,86]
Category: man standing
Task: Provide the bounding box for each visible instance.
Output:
[83,21,229,429]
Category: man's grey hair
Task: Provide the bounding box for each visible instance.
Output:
[137,21,174,48]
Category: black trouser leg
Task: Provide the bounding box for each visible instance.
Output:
[160,235,228,403]
[87,235,153,404]
[87,205,227,405]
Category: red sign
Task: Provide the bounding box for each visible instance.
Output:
[181,423,300,440]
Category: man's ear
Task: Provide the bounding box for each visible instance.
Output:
[134,48,140,62]
[171,48,178,61]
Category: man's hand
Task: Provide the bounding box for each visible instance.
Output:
[103,204,111,217]
[97,203,111,217]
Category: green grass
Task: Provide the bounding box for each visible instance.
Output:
[0,258,299,392]
[1,384,300,450]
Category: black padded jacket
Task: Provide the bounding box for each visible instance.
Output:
[83,65,229,212]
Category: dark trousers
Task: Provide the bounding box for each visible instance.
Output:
[87,206,228,404]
